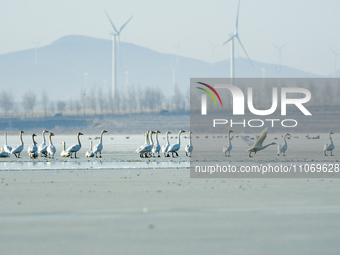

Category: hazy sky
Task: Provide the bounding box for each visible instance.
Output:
[1,0,340,75]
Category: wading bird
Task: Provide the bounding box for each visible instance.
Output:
[152,130,161,157]
[11,131,24,158]
[27,133,38,158]
[93,130,108,158]
[85,141,95,157]
[278,133,291,156]
[3,133,12,154]
[136,130,153,158]
[60,141,71,157]
[0,147,10,157]
[161,131,171,157]
[38,130,49,157]
[168,130,185,157]
[67,132,83,158]
[223,130,233,157]
[47,132,56,158]
[324,131,335,156]
[185,131,193,157]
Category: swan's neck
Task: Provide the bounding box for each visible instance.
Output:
[5,133,8,145]
[329,133,333,142]
[62,142,66,151]
[149,132,154,145]
[32,136,35,145]
[42,132,46,144]
[20,132,23,145]
[189,132,192,145]
[284,135,287,144]
[155,132,159,143]
[177,131,181,145]
[90,141,92,150]
[77,134,81,146]
[166,133,169,145]
[263,143,275,149]
[49,136,53,146]
[228,132,231,144]
[145,133,148,144]
[100,131,104,143]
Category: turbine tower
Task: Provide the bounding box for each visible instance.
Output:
[31,40,42,64]
[105,11,133,100]
[209,42,219,65]
[273,42,287,72]
[331,47,340,78]
[222,0,253,84]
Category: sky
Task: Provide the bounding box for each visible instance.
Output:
[1,0,340,76]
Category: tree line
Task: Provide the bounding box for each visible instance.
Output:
[0,84,189,118]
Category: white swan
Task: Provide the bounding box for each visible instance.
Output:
[38,130,49,157]
[223,130,233,157]
[168,130,186,157]
[47,132,56,158]
[161,131,171,157]
[278,133,291,156]
[136,130,149,158]
[152,130,161,157]
[136,130,154,158]
[60,141,71,157]
[27,133,38,158]
[85,141,95,157]
[11,130,24,158]
[66,132,83,158]
[324,131,335,156]
[185,131,193,157]
[241,128,276,157]
[4,133,12,154]
[0,147,10,157]
[93,130,108,158]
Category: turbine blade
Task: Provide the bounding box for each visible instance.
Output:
[331,47,336,55]
[237,36,253,67]
[280,42,287,49]
[272,43,279,50]
[119,15,134,32]
[222,35,236,46]
[105,11,119,34]
[235,0,241,33]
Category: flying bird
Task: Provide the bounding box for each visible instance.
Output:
[241,128,276,157]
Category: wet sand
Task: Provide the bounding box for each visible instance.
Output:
[1,168,340,255]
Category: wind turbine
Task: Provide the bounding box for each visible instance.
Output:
[273,42,287,72]
[209,42,219,65]
[222,0,253,84]
[331,47,340,77]
[105,11,134,100]
[172,68,176,96]
[31,40,42,64]
[174,41,180,66]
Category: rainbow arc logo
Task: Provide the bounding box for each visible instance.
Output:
[196,82,223,106]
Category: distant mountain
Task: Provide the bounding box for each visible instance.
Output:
[0,35,323,101]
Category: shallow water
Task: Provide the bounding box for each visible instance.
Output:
[0,134,190,170]
[1,133,339,171]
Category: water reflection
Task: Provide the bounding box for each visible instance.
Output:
[0,160,189,171]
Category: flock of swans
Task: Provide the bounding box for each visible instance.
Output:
[135,130,193,158]
[0,127,335,159]
[224,128,335,158]
[0,130,108,159]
